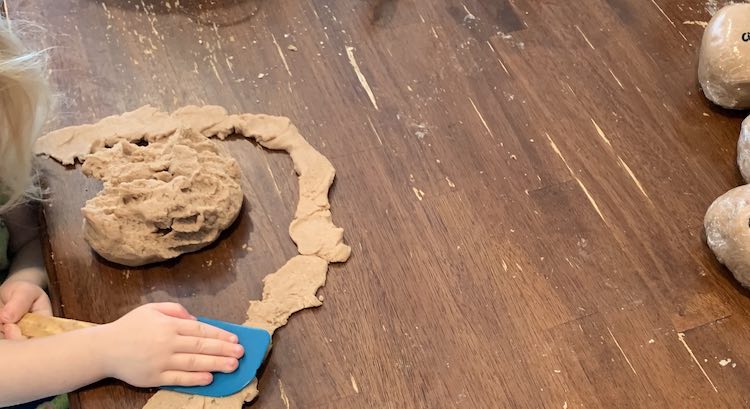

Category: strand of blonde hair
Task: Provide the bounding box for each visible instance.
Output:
[0,15,50,214]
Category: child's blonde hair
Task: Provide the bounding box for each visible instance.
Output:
[0,17,50,214]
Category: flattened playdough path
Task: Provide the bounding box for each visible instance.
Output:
[35,106,351,408]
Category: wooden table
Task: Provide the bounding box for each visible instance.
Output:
[14,0,750,407]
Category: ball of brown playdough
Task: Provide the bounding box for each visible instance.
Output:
[80,128,243,266]
[698,3,750,109]
[705,184,750,287]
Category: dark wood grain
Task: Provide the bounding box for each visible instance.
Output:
[11,0,750,407]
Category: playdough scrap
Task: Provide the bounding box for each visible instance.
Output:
[80,128,243,266]
[35,105,352,408]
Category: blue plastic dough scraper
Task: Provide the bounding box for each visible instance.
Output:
[164,317,271,397]
[17,313,272,397]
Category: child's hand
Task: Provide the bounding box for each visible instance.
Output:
[0,280,52,340]
[100,303,244,388]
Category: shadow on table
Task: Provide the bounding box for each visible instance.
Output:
[89,0,267,27]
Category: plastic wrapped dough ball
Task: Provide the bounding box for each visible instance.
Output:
[737,115,750,183]
[705,185,750,287]
[698,3,750,109]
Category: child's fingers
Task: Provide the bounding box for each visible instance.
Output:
[159,370,213,387]
[0,290,35,323]
[175,336,244,358]
[30,294,52,316]
[151,303,195,320]
[168,353,239,373]
[2,323,26,340]
[177,320,238,343]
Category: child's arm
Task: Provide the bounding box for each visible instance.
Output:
[3,202,47,288]
[0,202,51,326]
[1,322,115,405]
[0,303,244,406]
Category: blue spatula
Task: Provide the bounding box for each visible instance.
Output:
[163,317,271,397]
[18,313,272,397]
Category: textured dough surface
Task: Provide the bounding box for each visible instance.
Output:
[34,105,238,165]
[705,184,750,287]
[698,3,750,109]
[35,105,351,263]
[80,128,243,266]
[35,105,352,408]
